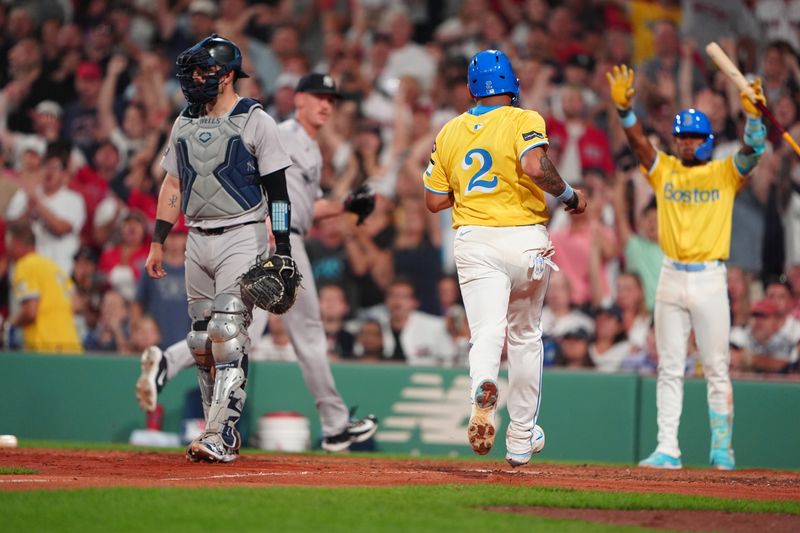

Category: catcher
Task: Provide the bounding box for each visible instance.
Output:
[138,73,379,458]
[145,35,293,463]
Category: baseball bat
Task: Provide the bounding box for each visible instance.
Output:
[706,41,800,157]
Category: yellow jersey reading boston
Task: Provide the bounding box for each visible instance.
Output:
[645,150,744,262]
[423,105,550,228]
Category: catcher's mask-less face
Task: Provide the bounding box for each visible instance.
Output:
[176,34,249,107]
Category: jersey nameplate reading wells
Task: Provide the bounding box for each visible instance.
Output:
[522,130,544,141]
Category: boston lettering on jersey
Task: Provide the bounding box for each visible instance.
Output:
[663,182,720,204]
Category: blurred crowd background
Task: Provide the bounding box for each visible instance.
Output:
[2,0,800,378]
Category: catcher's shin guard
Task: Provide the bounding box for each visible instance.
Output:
[196,365,214,420]
[187,300,214,367]
[205,363,247,436]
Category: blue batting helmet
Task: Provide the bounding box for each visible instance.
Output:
[468,50,520,104]
[176,34,249,107]
[672,108,715,161]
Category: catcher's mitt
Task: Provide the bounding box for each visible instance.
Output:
[343,184,376,225]
[239,254,302,314]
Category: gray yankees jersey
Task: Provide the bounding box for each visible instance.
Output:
[161,98,292,229]
[278,118,322,236]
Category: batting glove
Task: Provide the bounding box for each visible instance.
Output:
[740,77,766,118]
[606,65,635,111]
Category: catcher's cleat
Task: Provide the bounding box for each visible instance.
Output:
[136,346,167,412]
[638,450,682,469]
[468,379,498,455]
[321,415,379,452]
[186,431,239,463]
[505,424,545,467]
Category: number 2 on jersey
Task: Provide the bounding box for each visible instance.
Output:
[463,148,498,195]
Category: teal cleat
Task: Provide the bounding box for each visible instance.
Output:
[710,448,735,470]
[638,451,682,469]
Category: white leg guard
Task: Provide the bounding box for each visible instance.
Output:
[206,294,251,446]
[197,367,214,420]
[206,365,247,449]
[187,300,215,418]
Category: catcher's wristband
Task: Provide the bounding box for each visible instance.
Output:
[617,108,637,128]
[152,219,174,244]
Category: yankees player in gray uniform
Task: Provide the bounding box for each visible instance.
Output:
[138,72,378,454]
[145,34,294,463]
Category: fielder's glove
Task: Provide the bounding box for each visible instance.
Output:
[741,77,766,118]
[606,64,635,110]
[239,254,302,315]
[343,184,376,225]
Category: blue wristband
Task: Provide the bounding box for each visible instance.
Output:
[745,117,763,131]
[744,116,766,155]
[557,183,575,203]
[620,110,637,129]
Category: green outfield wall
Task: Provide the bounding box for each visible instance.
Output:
[1,353,798,468]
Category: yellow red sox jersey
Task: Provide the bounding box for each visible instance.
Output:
[644,150,745,262]
[423,105,550,228]
[12,252,82,353]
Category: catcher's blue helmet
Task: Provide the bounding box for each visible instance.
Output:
[176,34,249,107]
[672,108,714,161]
[468,49,520,104]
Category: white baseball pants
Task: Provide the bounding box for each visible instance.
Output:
[654,260,733,457]
[454,224,550,444]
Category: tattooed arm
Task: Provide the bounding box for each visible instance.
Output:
[522,146,587,214]
[145,174,182,279]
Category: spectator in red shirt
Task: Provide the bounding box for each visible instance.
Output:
[547,84,614,184]
[98,209,149,301]
[70,139,120,247]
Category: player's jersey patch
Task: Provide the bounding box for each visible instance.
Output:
[522,130,543,141]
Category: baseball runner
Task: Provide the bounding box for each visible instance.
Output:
[423,49,587,466]
[607,65,767,470]
[138,73,378,453]
[144,34,296,463]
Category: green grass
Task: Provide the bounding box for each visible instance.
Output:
[0,467,38,475]
[7,441,799,532]
[3,484,799,533]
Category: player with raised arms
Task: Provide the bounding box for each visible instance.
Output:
[607,64,767,470]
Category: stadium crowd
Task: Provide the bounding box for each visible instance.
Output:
[2,0,800,378]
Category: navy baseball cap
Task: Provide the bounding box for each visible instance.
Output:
[296,73,340,97]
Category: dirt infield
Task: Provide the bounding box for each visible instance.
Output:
[2,449,800,531]
[2,448,799,499]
